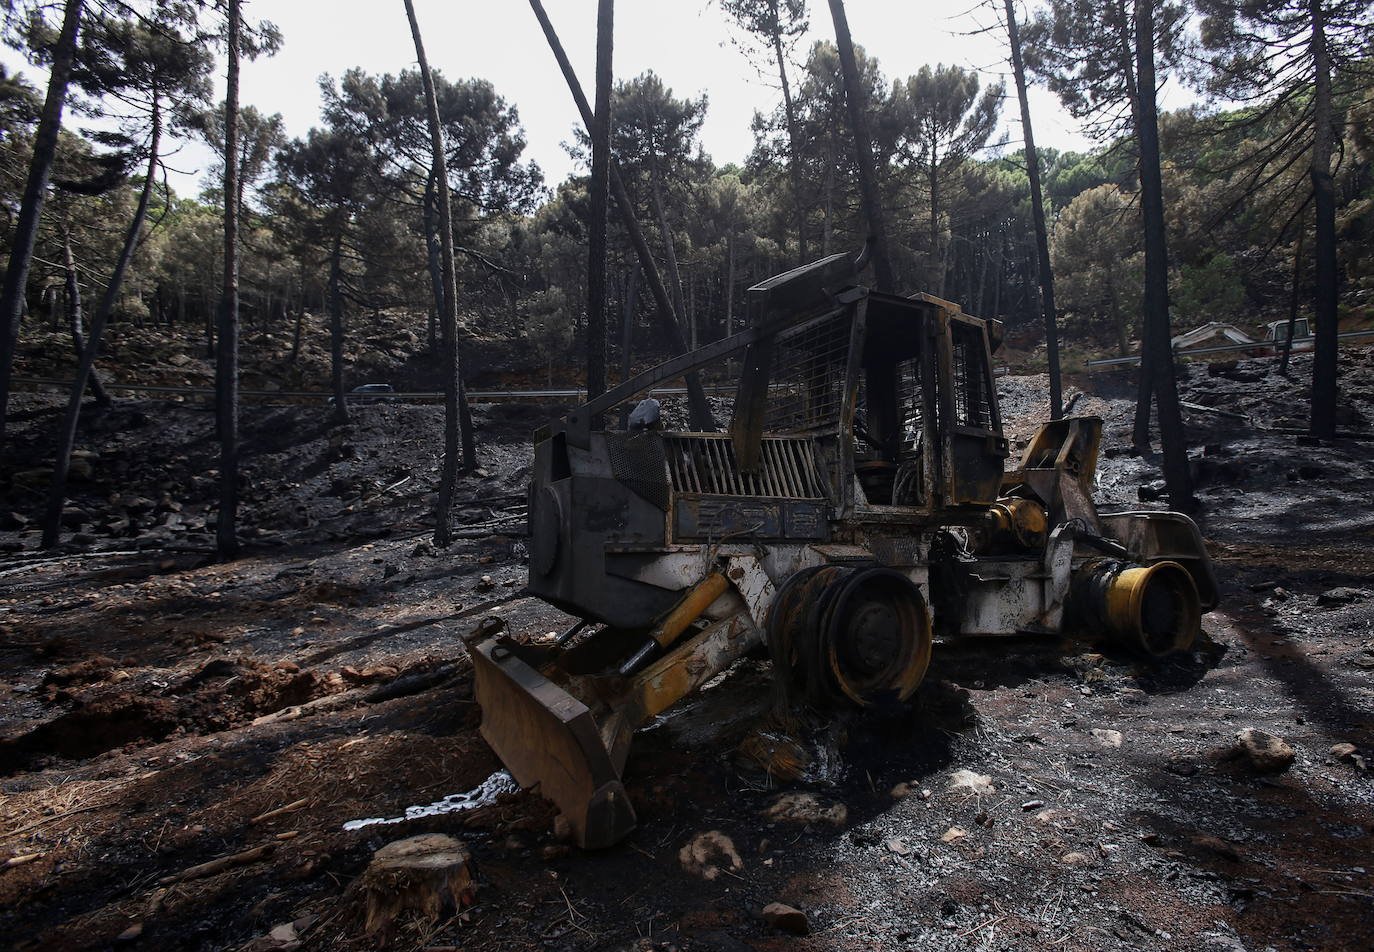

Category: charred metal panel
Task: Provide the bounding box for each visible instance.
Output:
[784,502,827,538]
[672,495,829,542]
[954,559,1052,636]
[525,435,676,629]
[746,253,860,324]
[1100,511,1219,610]
[676,496,782,537]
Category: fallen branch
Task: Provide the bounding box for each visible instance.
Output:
[250,687,369,727]
[250,798,309,825]
[1180,401,1252,422]
[0,551,143,578]
[363,475,413,504]
[959,915,1007,938]
[158,843,275,885]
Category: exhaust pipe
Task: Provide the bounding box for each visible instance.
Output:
[1071,559,1201,658]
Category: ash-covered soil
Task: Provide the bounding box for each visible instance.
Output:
[2,350,1373,952]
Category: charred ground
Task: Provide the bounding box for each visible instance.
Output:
[2,350,1373,952]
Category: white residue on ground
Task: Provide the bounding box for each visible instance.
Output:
[341,769,519,831]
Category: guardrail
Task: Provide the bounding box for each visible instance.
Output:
[10,377,732,403]
[1085,328,1374,371]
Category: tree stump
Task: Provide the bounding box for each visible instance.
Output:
[349,834,475,936]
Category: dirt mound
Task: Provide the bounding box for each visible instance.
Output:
[0,694,180,769]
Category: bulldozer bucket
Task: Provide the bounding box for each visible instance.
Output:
[470,638,636,849]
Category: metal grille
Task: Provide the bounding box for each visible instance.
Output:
[762,311,851,434]
[952,325,992,428]
[665,435,825,499]
[898,356,924,454]
[604,432,670,510]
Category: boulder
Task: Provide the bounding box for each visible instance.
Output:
[1235,728,1296,773]
[761,902,809,935]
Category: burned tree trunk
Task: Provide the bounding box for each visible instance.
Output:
[327,233,349,425]
[0,0,84,445]
[1307,0,1338,438]
[1005,0,1063,420]
[405,0,478,548]
[216,0,243,559]
[43,94,162,549]
[61,228,110,406]
[825,0,895,293]
[1132,0,1191,505]
[586,0,613,409]
[529,0,715,431]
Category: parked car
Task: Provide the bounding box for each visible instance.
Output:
[328,383,397,405]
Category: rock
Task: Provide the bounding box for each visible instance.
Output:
[1060,851,1093,866]
[1200,931,1249,952]
[884,836,912,856]
[1234,728,1296,773]
[1318,587,1367,605]
[347,834,475,937]
[760,902,809,935]
[1165,757,1199,777]
[1190,834,1240,862]
[1330,742,1358,761]
[761,791,848,828]
[60,507,90,528]
[266,921,301,947]
[889,782,914,799]
[940,826,967,843]
[678,831,743,881]
[411,541,435,557]
[476,575,495,591]
[1091,728,1124,748]
[947,768,994,796]
[12,468,52,489]
[1138,480,1167,501]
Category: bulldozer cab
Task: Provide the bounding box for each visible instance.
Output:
[848,292,1008,514]
[726,263,1008,524]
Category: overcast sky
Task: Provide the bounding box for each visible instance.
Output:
[8,0,1101,199]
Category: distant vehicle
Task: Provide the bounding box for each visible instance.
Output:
[328,383,397,405]
[1254,318,1314,356]
[1170,321,1255,351]
[1169,319,1313,357]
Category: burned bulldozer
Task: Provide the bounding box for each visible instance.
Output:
[469,253,1218,849]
